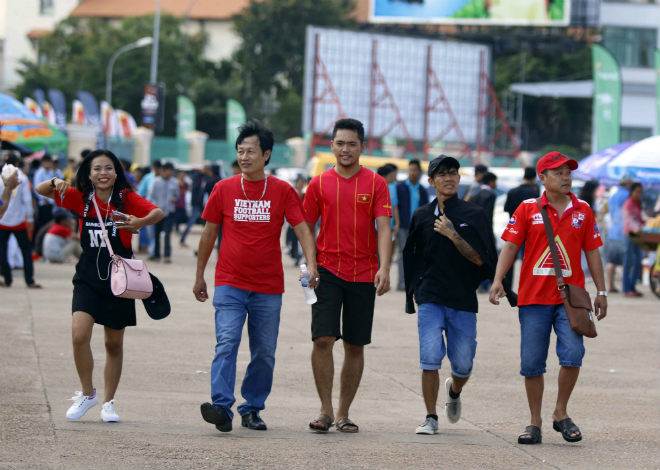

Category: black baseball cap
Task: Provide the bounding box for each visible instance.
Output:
[141,273,170,320]
[428,154,460,178]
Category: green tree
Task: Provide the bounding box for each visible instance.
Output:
[230,0,356,138]
[13,15,214,136]
[494,46,592,156]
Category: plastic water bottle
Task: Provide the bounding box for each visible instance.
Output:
[300,264,317,304]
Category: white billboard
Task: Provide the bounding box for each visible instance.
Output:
[302,27,491,145]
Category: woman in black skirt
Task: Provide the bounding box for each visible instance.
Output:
[36,150,164,422]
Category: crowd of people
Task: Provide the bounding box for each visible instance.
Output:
[1,116,657,446]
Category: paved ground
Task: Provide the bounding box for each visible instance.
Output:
[1,228,659,469]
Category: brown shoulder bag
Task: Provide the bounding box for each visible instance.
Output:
[537,199,597,338]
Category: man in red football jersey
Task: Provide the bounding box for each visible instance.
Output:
[304,118,392,433]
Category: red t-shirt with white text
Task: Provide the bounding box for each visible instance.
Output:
[501,192,602,306]
[202,175,305,294]
[303,166,392,283]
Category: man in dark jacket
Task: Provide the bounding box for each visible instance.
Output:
[504,167,540,218]
[395,160,429,290]
[180,166,208,247]
[403,155,496,436]
[469,171,497,243]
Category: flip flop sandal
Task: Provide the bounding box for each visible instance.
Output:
[309,414,334,433]
[518,425,542,444]
[336,417,359,433]
[553,418,582,442]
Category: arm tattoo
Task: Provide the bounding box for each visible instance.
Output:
[449,231,484,266]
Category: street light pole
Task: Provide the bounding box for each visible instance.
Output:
[150,0,161,84]
[105,36,154,108]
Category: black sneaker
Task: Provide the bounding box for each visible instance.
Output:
[200,402,232,432]
[241,412,267,430]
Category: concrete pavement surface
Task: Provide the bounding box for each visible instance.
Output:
[1,229,659,469]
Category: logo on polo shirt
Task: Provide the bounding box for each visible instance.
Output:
[533,235,572,277]
[357,194,371,204]
[508,215,516,225]
[572,212,585,228]
[532,213,543,225]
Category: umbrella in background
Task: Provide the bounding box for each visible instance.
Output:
[1,139,33,156]
[0,94,68,153]
[574,141,634,185]
[606,135,660,189]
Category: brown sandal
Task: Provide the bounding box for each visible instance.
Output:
[309,414,334,433]
[336,417,359,433]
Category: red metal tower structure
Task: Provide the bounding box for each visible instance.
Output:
[423,44,472,162]
[309,33,345,159]
[367,39,419,158]
[476,51,521,164]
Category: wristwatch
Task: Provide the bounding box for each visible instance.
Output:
[50,177,57,188]
[596,291,607,297]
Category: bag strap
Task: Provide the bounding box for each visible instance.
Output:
[536,198,565,291]
[91,194,116,258]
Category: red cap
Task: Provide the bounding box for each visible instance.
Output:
[536,151,578,175]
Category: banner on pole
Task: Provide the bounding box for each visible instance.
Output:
[176,95,196,139]
[592,45,621,152]
[77,91,100,126]
[655,49,660,134]
[226,99,246,145]
[72,100,86,125]
[47,89,67,130]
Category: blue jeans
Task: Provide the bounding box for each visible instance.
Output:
[622,236,642,293]
[211,285,282,419]
[180,206,202,243]
[518,304,584,376]
[153,213,174,258]
[138,226,150,249]
[417,303,477,377]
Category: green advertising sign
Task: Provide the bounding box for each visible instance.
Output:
[592,45,622,152]
[226,99,246,145]
[176,95,196,140]
[655,50,660,135]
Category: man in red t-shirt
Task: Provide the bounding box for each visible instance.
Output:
[43,211,81,262]
[193,121,317,434]
[303,118,392,433]
[489,151,607,445]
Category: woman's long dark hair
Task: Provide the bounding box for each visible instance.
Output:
[578,179,599,209]
[75,149,133,211]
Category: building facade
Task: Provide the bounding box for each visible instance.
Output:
[0,0,246,94]
[0,0,81,92]
[601,0,660,138]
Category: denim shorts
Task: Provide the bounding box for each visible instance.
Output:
[518,304,585,376]
[606,238,624,265]
[417,303,477,378]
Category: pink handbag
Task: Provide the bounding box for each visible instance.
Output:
[93,197,153,299]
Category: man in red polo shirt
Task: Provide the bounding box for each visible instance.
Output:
[489,151,607,445]
[304,118,392,433]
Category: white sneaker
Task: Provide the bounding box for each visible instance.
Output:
[445,377,462,424]
[66,391,98,420]
[101,400,119,422]
[415,416,438,434]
